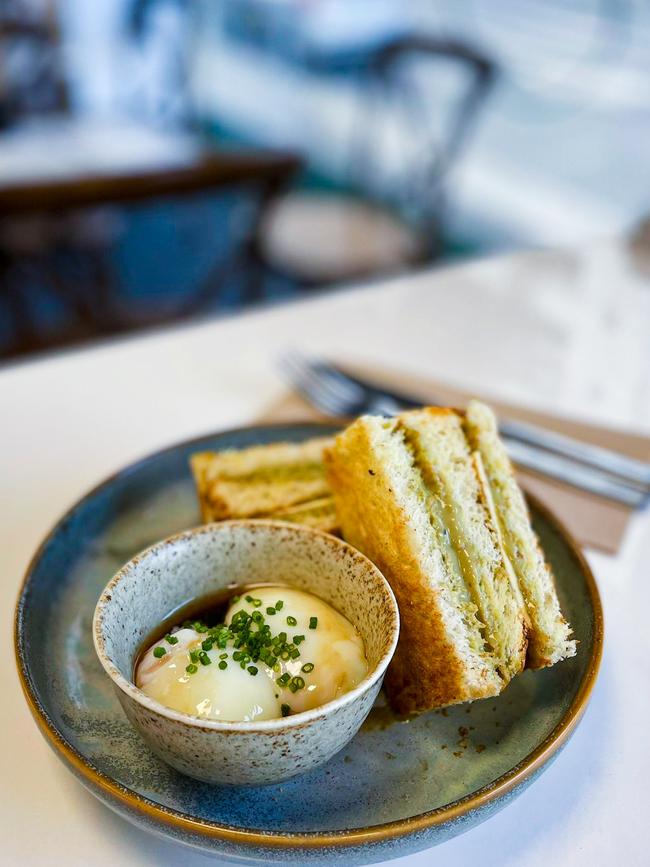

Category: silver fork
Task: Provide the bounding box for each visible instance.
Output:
[279,352,650,508]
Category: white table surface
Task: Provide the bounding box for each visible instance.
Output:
[2,240,649,866]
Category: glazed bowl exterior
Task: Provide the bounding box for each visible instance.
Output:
[93,519,399,786]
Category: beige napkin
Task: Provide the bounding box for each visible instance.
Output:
[259,363,650,554]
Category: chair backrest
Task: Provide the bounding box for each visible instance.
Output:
[0,0,68,129]
[349,34,497,249]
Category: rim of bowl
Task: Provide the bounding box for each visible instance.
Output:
[92,518,400,733]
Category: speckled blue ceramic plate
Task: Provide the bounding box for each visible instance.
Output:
[15,423,603,866]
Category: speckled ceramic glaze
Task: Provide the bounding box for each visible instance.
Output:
[93,520,399,785]
[15,423,603,865]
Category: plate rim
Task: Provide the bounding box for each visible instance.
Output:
[14,421,604,852]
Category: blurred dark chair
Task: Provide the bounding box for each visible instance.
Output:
[255,32,496,284]
[0,0,301,359]
[0,0,68,128]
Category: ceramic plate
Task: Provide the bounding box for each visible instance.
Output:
[15,423,603,865]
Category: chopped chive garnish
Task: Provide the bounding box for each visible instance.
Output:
[157,591,323,693]
[281,704,291,717]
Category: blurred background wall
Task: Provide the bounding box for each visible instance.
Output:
[1,0,649,361]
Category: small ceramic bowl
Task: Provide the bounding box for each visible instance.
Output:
[93,519,399,786]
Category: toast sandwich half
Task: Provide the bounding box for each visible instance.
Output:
[325,403,575,713]
[191,437,338,534]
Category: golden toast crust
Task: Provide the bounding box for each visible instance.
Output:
[190,438,334,523]
[325,416,503,713]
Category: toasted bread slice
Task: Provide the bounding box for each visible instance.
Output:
[463,400,576,667]
[272,496,339,534]
[325,414,505,713]
[398,408,528,682]
[191,437,334,522]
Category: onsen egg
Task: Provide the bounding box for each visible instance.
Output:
[135,586,368,722]
[225,587,368,715]
[136,628,281,722]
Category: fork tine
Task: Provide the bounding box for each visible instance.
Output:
[281,353,356,411]
[282,353,402,417]
[279,353,351,416]
[296,356,405,417]
[283,352,341,401]
[309,360,364,403]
